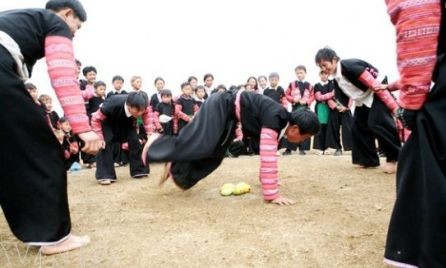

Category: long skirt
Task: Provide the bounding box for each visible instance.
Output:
[384,55,446,267]
[0,45,71,244]
[147,92,236,189]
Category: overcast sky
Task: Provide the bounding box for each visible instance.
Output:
[1,0,398,114]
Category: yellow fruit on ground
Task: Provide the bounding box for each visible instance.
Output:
[233,182,251,195]
[220,183,235,196]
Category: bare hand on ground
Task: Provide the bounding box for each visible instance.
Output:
[271,196,296,206]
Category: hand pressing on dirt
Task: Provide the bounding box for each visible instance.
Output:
[271,196,296,206]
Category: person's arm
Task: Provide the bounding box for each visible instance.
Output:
[175,103,190,122]
[90,109,106,141]
[315,90,335,102]
[80,84,95,101]
[386,0,439,110]
[45,36,90,134]
[154,111,162,131]
[259,128,280,201]
[305,85,315,105]
[142,106,155,135]
[358,71,399,113]
[285,83,295,103]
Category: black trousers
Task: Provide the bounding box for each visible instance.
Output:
[384,56,446,267]
[282,104,311,151]
[313,124,328,150]
[148,92,236,189]
[351,97,400,167]
[96,124,149,180]
[326,109,353,151]
[0,46,71,243]
[112,142,129,165]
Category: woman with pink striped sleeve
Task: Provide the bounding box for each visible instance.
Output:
[384,0,446,266]
[0,0,102,255]
[143,90,320,205]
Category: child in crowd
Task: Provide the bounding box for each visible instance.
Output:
[203,73,214,98]
[150,77,165,110]
[106,75,127,98]
[58,117,81,171]
[130,75,143,92]
[154,89,176,136]
[175,82,198,133]
[263,72,287,107]
[87,81,106,118]
[282,65,314,155]
[188,76,198,91]
[144,90,320,206]
[194,86,206,109]
[212,84,227,94]
[38,94,60,129]
[91,91,153,185]
[315,47,400,173]
[25,82,47,117]
[246,76,258,92]
[257,75,268,95]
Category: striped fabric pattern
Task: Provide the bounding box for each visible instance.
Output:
[142,106,155,135]
[358,70,399,112]
[386,0,441,109]
[90,109,107,140]
[259,128,280,201]
[45,36,91,134]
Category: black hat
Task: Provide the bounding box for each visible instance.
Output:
[46,0,87,22]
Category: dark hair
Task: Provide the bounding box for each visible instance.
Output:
[160,89,172,97]
[94,81,106,89]
[112,75,124,83]
[25,82,37,90]
[216,84,227,91]
[315,47,340,64]
[126,91,149,110]
[154,77,165,85]
[82,66,97,76]
[195,85,205,92]
[268,72,280,79]
[203,73,214,82]
[246,76,258,90]
[289,108,320,135]
[59,116,68,123]
[75,59,82,66]
[46,0,87,22]
[295,65,307,72]
[187,76,198,83]
[181,82,191,89]
[257,75,267,81]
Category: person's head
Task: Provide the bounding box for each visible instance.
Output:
[46,0,86,36]
[268,72,280,88]
[195,86,206,99]
[257,75,268,89]
[160,89,173,104]
[94,81,106,97]
[315,47,340,75]
[246,76,258,90]
[203,73,214,88]
[82,66,97,84]
[112,75,124,90]
[25,82,38,101]
[319,70,329,82]
[154,77,165,92]
[130,75,142,91]
[75,59,82,78]
[126,91,149,117]
[285,108,320,144]
[58,117,72,132]
[295,65,307,81]
[181,82,193,96]
[215,84,227,93]
[237,84,246,91]
[38,94,53,111]
[188,76,198,89]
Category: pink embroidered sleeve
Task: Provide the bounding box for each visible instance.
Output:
[359,70,398,112]
[328,99,338,110]
[90,110,107,141]
[259,127,280,201]
[81,84,95,101]
[315,91,335,101]
[386,0,440,109]
[175,104,190,122]
[285,84,295,103]
[142,106,155,134]
[45,36,91,134]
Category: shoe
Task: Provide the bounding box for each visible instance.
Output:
[282,149,292,156]
[299,150,306,155]
[132,174,148,179]
[98,179,112,185]
[69,162,82,172]
[334,149,342,156]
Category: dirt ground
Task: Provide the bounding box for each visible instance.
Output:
[0,151,396,267]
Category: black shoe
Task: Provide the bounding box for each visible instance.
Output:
[299,150,306,155]
[282,149,292,156]
[132,174,149,179]
[334,149,342,156]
